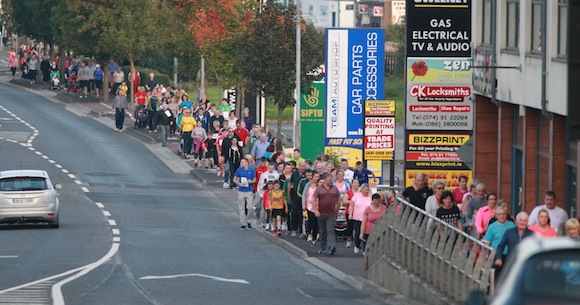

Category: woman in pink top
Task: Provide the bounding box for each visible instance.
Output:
[452,175,469,206]
[359,193,387,254]
[305,172,321,245]
[475,193,498,236]
[529,209,558,237]
[343,179,360,248]
[350,183,372,254]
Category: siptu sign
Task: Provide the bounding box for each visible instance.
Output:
[406,0,471,58]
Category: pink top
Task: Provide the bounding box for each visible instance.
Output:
[529,225,558,238]
[351,192,372,221]
[475,205,495,235]
[306,185,317,211]
[452,187,468,205]
[363,205,387,235]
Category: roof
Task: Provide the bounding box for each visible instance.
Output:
[0,170,49,179]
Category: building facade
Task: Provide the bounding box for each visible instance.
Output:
[471,0,576,218]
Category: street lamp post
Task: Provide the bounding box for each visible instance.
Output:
[294,0,301,150]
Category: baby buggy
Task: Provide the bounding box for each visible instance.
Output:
[50,71,61,90]
[334,206,348,240]
[67,74,81,94]
[134,105,148,129]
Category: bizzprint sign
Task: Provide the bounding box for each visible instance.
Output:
[406,0,471,57]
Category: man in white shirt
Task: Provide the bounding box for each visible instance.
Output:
[528,191,569,234]
[340,158,354,183]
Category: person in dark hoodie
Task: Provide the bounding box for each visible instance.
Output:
[220,128,242,189]
[157,102,174,147]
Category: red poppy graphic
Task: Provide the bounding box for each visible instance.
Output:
[411,61,428,81]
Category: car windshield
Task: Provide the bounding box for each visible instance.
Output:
[518,249,580,300]
[0,177,48,191]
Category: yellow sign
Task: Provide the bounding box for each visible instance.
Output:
[364,100,396,116]
[408,134,470,146]
[404,169,473,188]
[324,147,383,185]
[364,150,393,160]
[367,160,383,185]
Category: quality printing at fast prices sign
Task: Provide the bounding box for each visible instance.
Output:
[406,57,473,131]
[325,28,385,164]
[364,100,395,161]
[405,132,472,188]
[406,0,471,58]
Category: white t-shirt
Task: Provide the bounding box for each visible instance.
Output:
[528,205,569,234]
[343,169,354,183]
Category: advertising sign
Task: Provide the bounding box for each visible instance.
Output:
[359,4,369,15]
[364,100,395,161]
[473,47,493,97]
[300,82,325,160]
[405,132,471,175]
[405,169,472,188]
[406,0,471,57]
[325,28,385,162]
[373,6,384,17]
[406,57,473,130]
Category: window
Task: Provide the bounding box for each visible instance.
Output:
[558,0,569,57]
[506,0,520,49]
[482,0,493,45]
[530,0,543,53]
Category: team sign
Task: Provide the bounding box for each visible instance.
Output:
[406,58,473,131]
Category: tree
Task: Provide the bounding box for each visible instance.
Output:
[237,1,324,140]
[1,0,61,47]
[53,0,165,106]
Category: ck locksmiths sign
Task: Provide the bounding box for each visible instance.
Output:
[406,0,471,57]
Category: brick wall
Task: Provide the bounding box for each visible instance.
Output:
[474,96,498,193]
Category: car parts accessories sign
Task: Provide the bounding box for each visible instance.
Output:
[325,28,385,158]
[406,58,473,131]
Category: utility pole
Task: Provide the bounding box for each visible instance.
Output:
[200,55,205,100]
[294,0,301,150]
[173,57,178,86]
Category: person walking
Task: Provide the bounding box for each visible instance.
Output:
[179,108,196,158]
[157,102,174,147]
[233,159,257,230]
[192,121,207,167]
[359,193,387,255]
[269,180,288,237]
[350,183,372,254]
[312,173,340,255]
[112,88,128,132]
[227,138,242,189]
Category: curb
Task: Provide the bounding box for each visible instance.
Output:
[189,169,207,185]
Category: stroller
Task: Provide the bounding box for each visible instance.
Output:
[334,206,348,240]
[67,73,81,94]
[134,105,148,129]
[49,71,61,90]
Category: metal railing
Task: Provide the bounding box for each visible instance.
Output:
[364,197,496,304]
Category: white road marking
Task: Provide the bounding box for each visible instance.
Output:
[67,174,75,179]
[113,237,121,242]
[108,219,116,226]
[55,164,62,168]
[103,211,111,217]
[48,159,55,163]
[0,255,18,259]
[61,169,69,174]
[74,180,82,185]
[95,202,104,208]
[140,273,250,284]
[81,187,89,193]
[112,229,120,235]
[51,243,120,305]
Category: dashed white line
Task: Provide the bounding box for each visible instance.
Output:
[74,180,82,185]
[112,229,120,235]
[108,220,117,226]
[0,256,18,259]
[113,237,121,242]
[55,164,62,168]
[48,160,55,164]
[95,202,104,208]
[67,174,76,179]
[81,187,89,193]
[61,169,69,174]
[103,211,111,217]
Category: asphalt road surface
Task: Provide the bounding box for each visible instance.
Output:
[0,83,383,304]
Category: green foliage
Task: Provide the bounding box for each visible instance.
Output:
[2,0,61,45]
[385,76,406,123]
[119,66,171,87]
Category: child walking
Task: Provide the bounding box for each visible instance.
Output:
[269,181,288,237]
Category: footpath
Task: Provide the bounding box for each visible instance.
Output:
[0,59,420,305]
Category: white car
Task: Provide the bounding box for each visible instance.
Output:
[0,170,61,228]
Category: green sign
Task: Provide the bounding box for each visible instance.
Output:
[300,82,325,160]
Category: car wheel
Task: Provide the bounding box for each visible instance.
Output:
[49,217,59,228]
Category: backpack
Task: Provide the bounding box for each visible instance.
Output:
[148,96,159,111]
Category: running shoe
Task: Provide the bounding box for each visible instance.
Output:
[346,241,352,248]
[354,247,360,254]
[328,247,336,255]
[240,225,246,230]
[223,182,229,189]
[318,247,326,254]
[247,223,252,229]
[307,234,313,242]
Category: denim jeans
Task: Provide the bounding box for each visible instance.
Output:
[115,108,125,130]
[159,124,169,146]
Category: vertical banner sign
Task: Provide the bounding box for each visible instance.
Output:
[325,28,385,164]
[405,0,473,188]
[300,82,326,160]
[364,100,395,161]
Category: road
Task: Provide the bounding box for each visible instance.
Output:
[0,83,383,304]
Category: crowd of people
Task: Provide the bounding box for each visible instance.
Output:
[401,173,580,274]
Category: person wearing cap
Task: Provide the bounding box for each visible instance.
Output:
[112,88,128,132]
[94,64,103,97]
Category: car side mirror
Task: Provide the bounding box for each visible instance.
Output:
[464,291,486,305]
[54,184,62,190]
